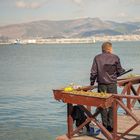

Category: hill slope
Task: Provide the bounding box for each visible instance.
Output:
[0,18,140,39]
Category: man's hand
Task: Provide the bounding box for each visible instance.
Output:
[90,73,96,86]
[90,81,94,86]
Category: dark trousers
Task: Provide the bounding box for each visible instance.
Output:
[98,83,117,129]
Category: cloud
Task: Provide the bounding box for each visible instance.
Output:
[129,0,140,4]
[119,0,140,5]
[117,12,128,18]
[15,1,45,9]
[72,0,83,4]
[71,0,86,7]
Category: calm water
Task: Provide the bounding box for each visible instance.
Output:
[0,42,140,140]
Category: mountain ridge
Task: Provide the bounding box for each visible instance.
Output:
[0,17,140,39]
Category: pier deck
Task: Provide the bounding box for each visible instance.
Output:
[72,108,140,140]
[56,108,140,140]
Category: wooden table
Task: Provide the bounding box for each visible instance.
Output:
[53,90,114,140]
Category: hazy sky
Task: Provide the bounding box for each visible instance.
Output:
[0,0,140,26]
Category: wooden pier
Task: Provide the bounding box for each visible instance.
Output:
[69,108,140,140]
[54,76,140,140]
[56,108,140,140]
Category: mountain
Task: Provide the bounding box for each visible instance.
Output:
[0,18,140,39]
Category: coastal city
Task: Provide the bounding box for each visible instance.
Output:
[0,34,140,45]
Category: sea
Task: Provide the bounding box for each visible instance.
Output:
[0,41,140,140]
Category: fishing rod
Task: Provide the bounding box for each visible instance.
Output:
[117,68,133,77]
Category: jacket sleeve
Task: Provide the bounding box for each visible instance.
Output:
[90,58,97,85]
[116,57,125,76]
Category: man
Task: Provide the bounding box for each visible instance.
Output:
[90,42,125,131]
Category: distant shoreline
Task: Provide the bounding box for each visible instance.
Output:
[0,40,140,45]
[0,35,140,45]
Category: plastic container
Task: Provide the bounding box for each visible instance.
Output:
[89,122,101,136]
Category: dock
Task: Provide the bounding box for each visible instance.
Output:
[72,108,140,140]
[54,76,140,140]
[56,108,140,140]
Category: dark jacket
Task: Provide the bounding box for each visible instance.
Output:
[90,52,125,85]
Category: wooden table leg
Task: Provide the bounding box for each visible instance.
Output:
[67,103,73,138]
[113,99,118,140]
